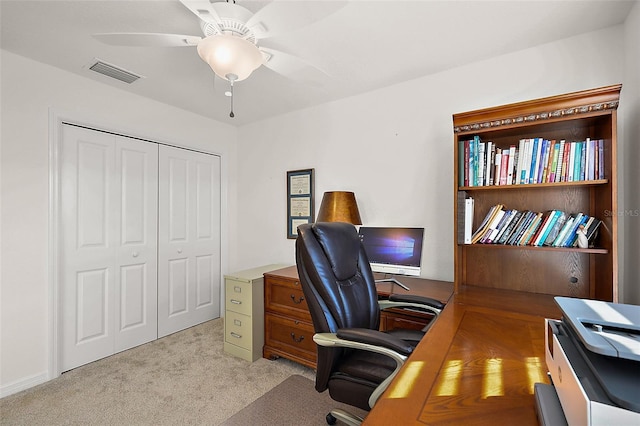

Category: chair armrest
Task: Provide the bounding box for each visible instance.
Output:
[313,331,409,363]
[337,328,414,355]
[378,296,444,318]
[388,294,445,311]
[313,331,409,409]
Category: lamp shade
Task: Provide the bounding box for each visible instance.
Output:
[316,191,362,225]
[197,34,264,81]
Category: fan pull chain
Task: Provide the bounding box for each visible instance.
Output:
[226,73,238,118]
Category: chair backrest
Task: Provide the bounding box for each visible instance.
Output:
[296,222,380,390]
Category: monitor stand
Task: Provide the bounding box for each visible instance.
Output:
[375,278,410,291]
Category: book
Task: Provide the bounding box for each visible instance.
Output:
[516,139,526,185]
[506,145,516,185]
[471,204,504,244]
[496,210,524,244]
[534,210,561,246]
[552,214,577,247]
[554,140,565,182]
[464,197,474,244]
[543,211,568,246]
[536,139,549,183]
[529,138,540,184]
[485,141,494,186]
[477,137,485,186]
[530,210,556,246]
[494,148,502,187]
[499,151,509,185]
[561,214,588,247]
[480,209,506,243]
[598,139,605,179]
[507,211,535,245]
[519,212,543,245]
[492,209,517,243]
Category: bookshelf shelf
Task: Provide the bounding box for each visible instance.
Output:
[453,85,621,302]
[459,179,608,191]
[459,243,608,255]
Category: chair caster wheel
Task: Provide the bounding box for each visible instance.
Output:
[326,413,337,425]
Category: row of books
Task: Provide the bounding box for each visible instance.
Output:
[464,201,602,247]
[459,136,605,187]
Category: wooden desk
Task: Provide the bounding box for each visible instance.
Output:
[263,266,453,368]
[364,286,562,426]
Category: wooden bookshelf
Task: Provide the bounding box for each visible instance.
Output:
[453,85,621,302]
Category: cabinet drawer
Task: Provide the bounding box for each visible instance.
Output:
[380,309,433,332]
[225,279,252,316]
[265,313,316,360]
[225,311,252,350]
[264,276,310,320]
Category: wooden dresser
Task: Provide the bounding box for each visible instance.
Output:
[263,265,454,369]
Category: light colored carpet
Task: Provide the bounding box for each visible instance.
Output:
[0,318,315,425]
[221,375,368,426]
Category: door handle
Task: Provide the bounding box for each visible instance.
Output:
[177,248,183,254]
[132,252,139,258]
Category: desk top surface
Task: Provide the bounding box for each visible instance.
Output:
[363,285,561,426]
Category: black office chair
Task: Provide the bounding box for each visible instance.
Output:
[295,222,445,425]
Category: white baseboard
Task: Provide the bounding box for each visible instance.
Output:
[1,371,49,398]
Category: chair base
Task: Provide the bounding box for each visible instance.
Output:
[327,408,364,426]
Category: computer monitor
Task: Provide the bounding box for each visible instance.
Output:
[358,227,424,277]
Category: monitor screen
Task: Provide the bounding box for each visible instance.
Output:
[358,227,424,276]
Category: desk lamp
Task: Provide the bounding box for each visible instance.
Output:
[316,191,362,224]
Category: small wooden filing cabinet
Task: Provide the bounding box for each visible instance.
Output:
[263,266,317,369]
[224,264,286,362]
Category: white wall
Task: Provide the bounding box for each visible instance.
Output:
[236,25,630,286]
[0,50,238,395]
[622,1,640,304]
[1,15,638,398]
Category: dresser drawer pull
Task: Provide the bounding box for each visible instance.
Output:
[230,299,242,305]
[290,332,305,343]
[230,332,242,339]
[290,294,304,304]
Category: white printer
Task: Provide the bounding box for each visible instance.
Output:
[536,297,640,425]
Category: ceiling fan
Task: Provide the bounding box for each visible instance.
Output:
[94,0,344,117]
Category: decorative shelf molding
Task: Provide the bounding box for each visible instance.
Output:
[454,100,619,133]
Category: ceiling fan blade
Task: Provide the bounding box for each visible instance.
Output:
[93,33,201,47]
[247,1,347,40]
[260,47,329,83]
[179,0,222,32]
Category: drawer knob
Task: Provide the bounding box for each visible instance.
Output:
[290,332,305,343]
[230,332,242,339]
[290,294,304,304]
[230,299,242,305]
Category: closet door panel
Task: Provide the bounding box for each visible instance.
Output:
[114,136,158,352]
[61,125,116,372]
[158,146,221,337]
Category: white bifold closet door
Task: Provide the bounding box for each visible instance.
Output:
[157,145,221,338]
[60,126,221,372]
[60,125,158,372]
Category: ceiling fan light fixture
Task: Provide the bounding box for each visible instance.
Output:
[197,34,263,82]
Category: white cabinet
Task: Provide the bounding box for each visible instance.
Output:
[224,265,286,362]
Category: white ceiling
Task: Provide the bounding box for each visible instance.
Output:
[1,0,636,126]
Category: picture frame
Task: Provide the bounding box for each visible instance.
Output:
[287,169,314,239]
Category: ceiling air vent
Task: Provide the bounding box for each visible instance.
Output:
[88,59,143,84]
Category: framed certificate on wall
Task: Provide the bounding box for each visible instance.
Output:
[287,169,314,238]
